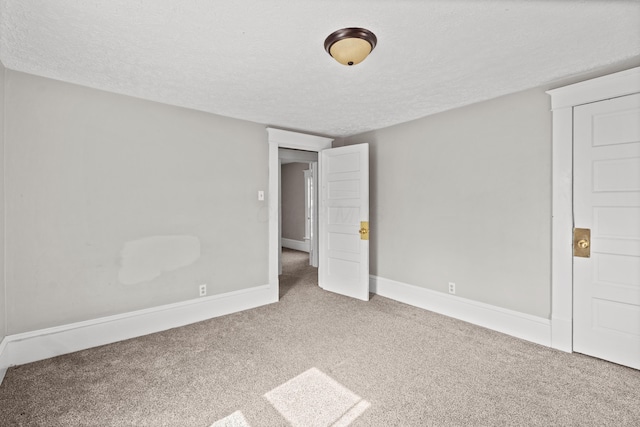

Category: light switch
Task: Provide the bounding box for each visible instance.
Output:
[258,191,265,201]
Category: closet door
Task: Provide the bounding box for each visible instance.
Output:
[573,93,640,369]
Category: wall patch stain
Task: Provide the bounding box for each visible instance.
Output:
[118,235,201,285]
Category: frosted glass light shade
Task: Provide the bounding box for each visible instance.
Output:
[324,28,377,66]
[329,38,372,66]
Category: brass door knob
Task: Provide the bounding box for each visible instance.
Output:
[577,239,589,249]
[574,228,591,258]
[359,221,369,240]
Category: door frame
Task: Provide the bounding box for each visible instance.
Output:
[266,128,333,302]
[547,66,640,352]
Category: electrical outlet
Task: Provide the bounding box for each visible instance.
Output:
[448,282,456,295]
[199,284,207,297]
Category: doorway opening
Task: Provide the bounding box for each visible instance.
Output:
[266,128,333,303]
[267,128,370,303]
[280,150,318,267]
[280,150,318,298]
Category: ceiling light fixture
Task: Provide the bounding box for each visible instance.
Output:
[324,27,377,66]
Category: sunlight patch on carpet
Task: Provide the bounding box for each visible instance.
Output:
[264,367,370,427]
[210,410,251,427]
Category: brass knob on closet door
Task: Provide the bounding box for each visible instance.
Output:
[573,228,591,258]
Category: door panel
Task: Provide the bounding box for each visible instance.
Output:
[573,93,640,369]
[319,144,369,301]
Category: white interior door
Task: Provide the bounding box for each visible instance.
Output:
[319,144,369,301]
[573,92,640,369]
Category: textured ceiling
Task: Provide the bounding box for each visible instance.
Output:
[1,0,639,137]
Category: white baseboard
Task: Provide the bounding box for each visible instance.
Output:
[0,284,274,382]
[0,277,554,386]
[370,276,551,347]
[282,238,309,253]
[0,337,7,384]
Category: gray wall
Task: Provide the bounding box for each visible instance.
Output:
[0,62,5,342]
[4,70,269,334]
[281,162,308,241]
[340,88,552,318]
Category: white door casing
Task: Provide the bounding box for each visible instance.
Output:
[573,93,640,369]
[319,144,370,301]
[548,66,640,357]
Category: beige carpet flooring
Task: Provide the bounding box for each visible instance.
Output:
[1,248,639,426]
